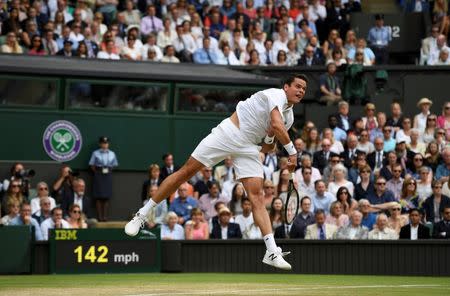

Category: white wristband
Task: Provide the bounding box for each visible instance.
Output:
[283,141,297,156]
[264,135,275,144]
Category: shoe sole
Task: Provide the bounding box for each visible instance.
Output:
[262,258,292,270]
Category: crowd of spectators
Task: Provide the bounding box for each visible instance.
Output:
[0,136,119,240]
[142,98,450,240]
[0,98,449,241]
[0,0,448,65]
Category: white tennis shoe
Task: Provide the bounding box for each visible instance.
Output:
[262,248,292,270]
[124,213,147,236]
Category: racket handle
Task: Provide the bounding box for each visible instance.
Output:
[290,172,295,180]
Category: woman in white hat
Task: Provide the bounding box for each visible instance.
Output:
[413,98,433,132]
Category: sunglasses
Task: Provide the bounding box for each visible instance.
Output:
[427,118,436,121]
[446,106,450,110]
[392,208,401,211]
[72,210,81,214]
[39,187,48,191]
[414,158,423,161]
[408,182,416,185]
[393,170,402,172]
[11,184,21,188]
[340,192,349,195]
[445,212,450,214]
[377,182,386,185]
[437,131,445,135]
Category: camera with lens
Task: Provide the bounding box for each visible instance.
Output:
[14,169,35,179]
[68,169,80,177]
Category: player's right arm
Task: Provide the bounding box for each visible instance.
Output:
[270,108,297,171]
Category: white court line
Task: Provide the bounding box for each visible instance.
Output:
[126,284,447,296]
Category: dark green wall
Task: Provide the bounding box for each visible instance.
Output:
[0,110,223,171]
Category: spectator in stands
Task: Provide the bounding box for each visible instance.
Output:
[263,179,275,209]
[379,151,398,181]
[354,165,375,201]
[61,178,93,218]
[194,167,214,198]
[144,185,167,229]
[408,129,426,155]
[169,182,198,225]
[416,166,433,202]
[97,39,120,59]
[414,98,433,132]
[367,14,391,64]
[311,180,336,214]
[235,198,262,239]
[305,127,321,155]
[437,102,450,134]
[426,141,443,172]
[422,180,450,223]
[0,200,20,226]
[161,45,180,63]
[32,197,52,225]
[328,164,354,197]
[276,168,293,203]
[319,62,342,106]
[89,136,119,222]
[185,208,209,240]
[436,147,450,183]
[347,38,375,65]
[433,0,449,35]
[362,103,378,132]
[121,34,142,60]
[334,210,368,239]
[66,204,87,228]
[2,180,24,215]
[1,32,23,54]
[386,164,404,201]
[140,5,162,38]
[432,206,450,239]
[396,117,413,145]
[368,213,398,239]
[28,35,46,55]
[214,156,234,188]
[336,186,358,216]
[326,200,349,228]
[160,153,179,181]
[421,114,438,144]
[368,176,397,211]
[305,209,337,240]
[359,199,376,230]
[269,197,284,231]
[198,181,230,221]
[141,33,163,61]
[313,139,334,174]
[40,207,70,240]
[42,30,59,55]
[52,165,76,205]
[356,130,374,155]
[141,164,162,201]
[296,154,321,184]
[322,153,343,184]
[399,208,430,239]
[297,166,316,199]
[9,202,43,241]
[30,182,56,215]
[56,39,76,56]
[387,202,409,234]
[289,196,315,239]
[229,183,246,216]
[297,45,322,66]
[161,211,185,240]
[211,206,242,239]
[369,112,388,144]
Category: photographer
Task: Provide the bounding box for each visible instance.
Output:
[52,165,78,204]
[2,163,35,198]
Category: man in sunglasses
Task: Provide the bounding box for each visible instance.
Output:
[368,176,397,211]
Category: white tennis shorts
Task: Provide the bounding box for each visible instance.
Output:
[191,118,263,180]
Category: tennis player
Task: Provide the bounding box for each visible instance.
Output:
[125,73,308,270]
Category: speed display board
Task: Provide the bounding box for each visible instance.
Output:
[49,228,160,273]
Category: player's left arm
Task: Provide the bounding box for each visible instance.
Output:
[269,108,297,171]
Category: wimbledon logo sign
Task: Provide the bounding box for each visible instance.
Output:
[43,120,82,162]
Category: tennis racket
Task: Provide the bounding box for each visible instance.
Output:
[284,172,300,224]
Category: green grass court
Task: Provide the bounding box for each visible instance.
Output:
[1,273,449,296]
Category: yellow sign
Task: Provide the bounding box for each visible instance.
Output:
[55,230,78,240]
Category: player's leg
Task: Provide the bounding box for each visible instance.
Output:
[125,157,204,236]
[240,177,291,270]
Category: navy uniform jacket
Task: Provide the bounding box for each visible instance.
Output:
[211,222,242,239]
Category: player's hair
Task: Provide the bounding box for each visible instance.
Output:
[283,73,308,86]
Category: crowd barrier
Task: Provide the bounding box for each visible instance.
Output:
[2,227,448,276]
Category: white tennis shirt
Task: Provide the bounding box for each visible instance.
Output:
[236,88,294,145]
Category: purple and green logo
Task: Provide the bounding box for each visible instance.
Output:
[43,120,82,162]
